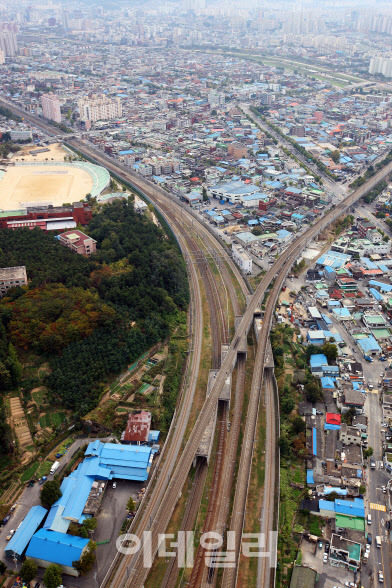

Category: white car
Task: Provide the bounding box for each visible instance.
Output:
[112,482,117,489]
[345,583,355,587]
[379,570,384,583]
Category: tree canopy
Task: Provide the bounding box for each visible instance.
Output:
[0,199,189,414]
[20,559,38,583]
[40,480,62,509]
[43,563,63,588]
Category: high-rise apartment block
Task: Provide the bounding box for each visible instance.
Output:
[41,93,62,123]
[78,94,122,123]
[0,30,18,57]
[369,57,392,78]
[208,92,225,108]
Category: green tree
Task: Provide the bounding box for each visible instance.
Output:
[304,378,323,403]
[278,435,291,457]
[202,187,208,202]
[291,416,306,435]
[0,562,6,575]
[127,497,136,512]
[43,563,63,588]
[359,485,366,495]
[364,447,373,459]
[20,559,38,583]
[73,541,96,575]
[330,150,340,164]
[321,342,338,362]
[41,480,62,509]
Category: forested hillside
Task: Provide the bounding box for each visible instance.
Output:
[0,198,189,415]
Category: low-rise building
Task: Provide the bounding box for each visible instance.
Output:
[0,266,27,297]
[58,230,97,257]
[329,533,362,572]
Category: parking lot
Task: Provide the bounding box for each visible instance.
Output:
[301,538,357,588]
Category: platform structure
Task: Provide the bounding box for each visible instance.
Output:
[196,346,232,462]
[253,317,274,368]
[234,316,248,356]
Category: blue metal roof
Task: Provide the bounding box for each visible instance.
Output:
[324,423,340,430]
[306,470,314,484]
[310,354,328,367]
[26,529,89,567]
[369,288,383,301]
[335,498,364,518]
[321,376,335,389]
[312,427,317,456]
[5,505,47,557]
[86,441,152,481]
[358,336,381,353]
[325,486,347,496]
[369,280,392,293]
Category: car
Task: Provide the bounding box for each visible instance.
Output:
[367,533,372,544]
[345,583,355,587]
[323,553,328,563]
[6,530,15,541]
[379,570,384,582]
[382,486,387,493]
[324,543,330,553]
[112,482,117,489]
[318,541,323,549]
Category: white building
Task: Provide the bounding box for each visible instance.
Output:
[232,244,252,274]
[369,57,392,78]
[10,129,32,141]
[208,92,225,107]
[41,93,62,123]
[78,94,122,123]
[0,31,18,57]
[0,266,27,297]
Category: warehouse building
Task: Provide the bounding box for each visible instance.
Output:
[26,529,90,577]
[5,505,47,560]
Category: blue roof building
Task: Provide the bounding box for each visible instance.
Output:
[26,529,89,576]
[5,505,47,560]
[358,336,381,355]
[86,440,153,481]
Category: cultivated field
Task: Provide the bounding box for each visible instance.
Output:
[0,164,93,209]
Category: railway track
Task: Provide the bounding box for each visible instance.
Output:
[1,98,391,587]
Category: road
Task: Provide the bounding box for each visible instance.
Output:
[363,389,391,588]
[241,104,347,195]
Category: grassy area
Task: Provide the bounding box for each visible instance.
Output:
[20,462,39,483]
[36,461,52,478]
[39,411,66,428]
[270,323,310,587]
[32,388,47,406]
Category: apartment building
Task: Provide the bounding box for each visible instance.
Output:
[41,93,62,123]
[78,94,122,122]
[0,266,27,297]
[58,230,97,257]
[232,244,252,274]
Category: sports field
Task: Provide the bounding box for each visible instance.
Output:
[0,164,93,209]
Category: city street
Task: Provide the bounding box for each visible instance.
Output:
[362,391,391,588]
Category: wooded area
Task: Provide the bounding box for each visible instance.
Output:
[0,199,189,418]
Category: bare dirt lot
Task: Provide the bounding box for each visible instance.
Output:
[13,142,67,163]
[0,164,93,209]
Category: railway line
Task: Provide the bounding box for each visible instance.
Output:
[1,98,392,587]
